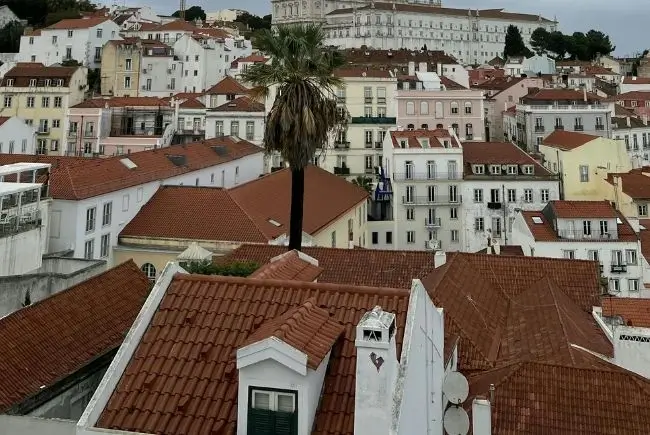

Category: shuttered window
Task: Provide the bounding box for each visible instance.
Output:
[248,388,297,435]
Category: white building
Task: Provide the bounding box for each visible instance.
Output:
[205,96,265,145]
[205,8,246,23]
[612,114,650,166]
[320,3,557,65]
[0,117,38,155]
[461,141,560,252]
[369,127,463,251]
[18,17,122,69]
[511,200,644,297]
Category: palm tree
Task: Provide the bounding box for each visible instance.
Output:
[351,176,373,195]
[242,24,346,251]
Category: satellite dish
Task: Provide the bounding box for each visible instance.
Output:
[443,406,470,435]
[443,371,469,405]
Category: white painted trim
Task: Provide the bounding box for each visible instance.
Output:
[236,337,308,376]
[592,307,615,342]
[77,261,187,431]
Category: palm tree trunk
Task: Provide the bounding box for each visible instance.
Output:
[288,167,305,251]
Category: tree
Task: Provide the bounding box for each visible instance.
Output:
[585,30,615,59]
[567,32,589,60]
[182,260,259,276]
[547,30,568,59]
[0,21,24,53]
[632,49,649,76]
[351,176,373,194]
[241,24,346,251]
[235,12,271,31]
[171,5,206,22]
[530,27,549,55]
[503,25,532,59]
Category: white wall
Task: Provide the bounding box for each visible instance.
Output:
[0,117,38,155]
[205,112,265,145]
[612,325,650,378]
[0,415,75,435]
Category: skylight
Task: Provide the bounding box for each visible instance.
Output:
[532,216,543,224]
[268,219,282,227]
[616,217,623,224]
[120,158,137,170]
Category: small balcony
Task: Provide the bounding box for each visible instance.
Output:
[534,125,545,133]
[424,217,442,227]
[554,125,564,130]
[610,263,627,273]
[83,130,95,138]
[595,124,605,131]
[402,195,462,205]
[334,166,350,175]
[37,127,49,135]
[574,125,584,131]
[374,141,383,149]
[334,141,350,149]
[557,230,615,241]
[393,172,461,181]
[487,201,502,210]
[67,130,77,138]
[377,97,386,104]
[350,116,396,125]
[364,97,373,104]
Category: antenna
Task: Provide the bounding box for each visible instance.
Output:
[442,371,470,435]
[179,0,186,20]
[443,406,470,435]
[443,372,469,405]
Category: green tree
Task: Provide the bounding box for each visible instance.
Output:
[182,260,259,276]
[567,32,589,60]
[530,27,549,55]
[171,5,206,21]
[503,25,532,59]
[235,12,272,31]
[351,176,373,194]
[241,24,346,251]
[585,30,615,59]
[0,21,24,53]
[547,31,568,59]
[632,49,649,76]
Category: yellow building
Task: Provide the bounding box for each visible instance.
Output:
[539,130,631,200]
[0,64,87,155]
[602,169,650,219]
[113,165,369,273]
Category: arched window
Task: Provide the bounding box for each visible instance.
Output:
[450,101,459,114]
[421,123,429,129]
[452,123,459,135]
[407,123,415,130]
[406,101,415,115]
[435,101,443,118]
[464,102,472,114]
[141,263,156,281]
[436,123,444,129]
[420,101,429,115]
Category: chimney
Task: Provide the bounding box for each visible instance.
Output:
[627,116,631,128]
[434,251,446,268]
[472,398,492,435]
[436,62,442,77]
[419,61,427,73]
[408,61,415,76]
[583,87,587,102]
[492,239,501,255]
[354,306,398,435]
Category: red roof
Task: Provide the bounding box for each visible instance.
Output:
[0,261,149,413]
[333,67,393,79]
[72,96,169,108]
[46,17,110,29]
[602,297,650,327]
[390,129,461,148]
[615,90,650,101]
[523,88,603,102]
[550,200,618,218]
[237,54,267,63]
[249,250,324,281]
[461,141,552,176]
[220,244,437,289]
[623,76,650,85]
[96,274,410,434]
[205,76,249,95]
[211,96,264,112]
[0,116,9,127]
[640,219,650,263]
[542,130,600,150]
[0,137,262,200]
[607,171,650,199]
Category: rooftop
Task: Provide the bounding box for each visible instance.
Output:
[333,67,393,79]
[541,130,601,150]
[0,261,149,413]
[71,96,170,108]
[461,141,552,176]
[607,171,650,199]
[205,76,249,95]
[390,129,461,149]
[46,17,110,29]
[340,48,458,66]
[601,297,650,327]
[249,250,324,281]
[622,76,650,84]
[210,96,264,112]
[550,200,619,218]
[522,88,603,102]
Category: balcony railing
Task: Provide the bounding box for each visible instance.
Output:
[554,125,564,130]
[374,141,383,149]
[334,166,350,175]
[534,125,545,132]
[83,131,95,138]
[557,230,615,241]
[574,125,584,131]
[350,116,396,125]
[595,124,605,131]
[37,128,49,134]
[67,130,77,138]
[424,217,442,227]
[402,195,462,205]
[393,172,461,181]
[519,104,608,111]
[611,263,627,273]
[0,209,42,238]
[334,141,350,149]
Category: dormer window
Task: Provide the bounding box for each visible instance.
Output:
[522,165,534,175]
[442,140,450,148]
[507,165,518,175]
[6,79,13,86]
[473,164,484,174]
[490,165,501,174]
[249,388,298,434]
[420,138,430,148]
[400,139,407,148]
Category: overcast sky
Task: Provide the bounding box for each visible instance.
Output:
[147,0,646,56]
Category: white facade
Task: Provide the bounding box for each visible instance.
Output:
[205,9,245,23]
[205,109,265,145]
[138,54,183,97]
[613,118,650,167]
[511,210,644,297]
[49,152,263,263]
[321,3,557,65]
[18,19,122,69]
[0,117,38,155]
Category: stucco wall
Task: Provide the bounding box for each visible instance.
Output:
[312,201,368,248]
[0,415,75,435]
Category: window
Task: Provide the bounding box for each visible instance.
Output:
[626,249,638,265]
[541,189,549,202]
[3,96,11,108]
[67,30,73,37]
[122,194,129,211]
[639,204,648,217]
[490,165,501,175]
[475,217,484,231]
[54,97,62,108]
[52,119,60,128]
[125,58,132,71]
[21,139,26,153]
[364,86,372,104]
[102,202,112,226]
[406,207,415,221]
[562,250,575,259]
[587,250,599,261]
[490,188,500,203]
[406,101,415,115]
[84,240,94,259]
[491,217,502,237]
[52,35,57,44]
[65,47,72,59]
[465,123,473,140]
[523,189,533,203]
[50,140,59,151]
[450,101,459,114]
[26,96,34,108]
[583,220,592,236]
[450,207,458,219]
[473,165,484,175]
[85,207,96,232]
[248,389,297,434]
[141,263,156,281]
[386,231,393,244]
[365,130,373,146]
[406,231,415,243]
[124,76,131,89]
[464,102,472,114]
[231,121,239,137]
[473,189,483,202]
[245,121,255,141]
[507,189,516,202]
[372,231,379,244]
[451,230,459,242]
[579,165,589,182]
[420,102,429,115]
[600,220,609,235]
[100,234,110,258]
[215,121,224,136]
[628,279,640,292]
[331,231,336,247]
[507,165,517,175]
[610,279,620,293]
[405,185,415,203]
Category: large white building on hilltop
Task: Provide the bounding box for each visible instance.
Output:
[272,0,557,65]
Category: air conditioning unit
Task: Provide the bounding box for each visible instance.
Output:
[427,240,441,250]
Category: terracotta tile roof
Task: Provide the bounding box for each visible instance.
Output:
[237,54,267,63]
[0,261,149,413]
[639,219,650,263]
[520,210,560,241]
[340,48,459,67]
[550,200,618,218]
[467,359,650,434]
[440,75,466,89]
[614,104,638,117]
[193,27,230,39]
[242,297,344,369]
[150,19,196,32]
[1,66,79,87]
[0,117,9,127]
[71,96,169,108]
[584,65,618,75]
[607,171,650,199]
[119,186,268,243]
[249,250,324,281]
[522,88,603,102]
[210,96,264,112]
[220,244,437,289]
[178,98,205,108]
[556,60,592,67]
[612,115,647,129]
[333,67,393,79]
[390,129,461,148]
[476,245,524,256]
[205,76,249,95]
[470,76,522,91]
[601,297,650,327]
[622,76,650,84]
[0,136,262,200]
[421,253,610,371]
[614,90,650,101]
[461,141,552,176]
[96,274,410,435]
[46,17,110,29]
[228,165,369,238]
[541,130,600,150]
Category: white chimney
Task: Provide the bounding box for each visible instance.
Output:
[644,115,648,125]
[437,62,442,77]
[434,251,446,268]
[419,61,427,73]
[472,398,492,435]
[627,116,631,128]
[492,239,501,255]
[583,87,587,102]
[354,306,398,435]
[408,61,415,76]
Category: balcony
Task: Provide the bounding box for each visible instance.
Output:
[595,124,605,131]
[518,104,608,112]
[574,125,584,131]
[611,263,627,273]
[487,202,502,210]
[377,97,386,104]
[424,217,442,228]
[393,172,461,181]
[364,97,373,104]
[67,130,77,138]
[37,128,49,135]
[334,166,350,175]
[350,116,396,125]
[83,131,95,138]
[0,208,41,238]
[402,195,462,205]
[534,125,545,133]
[554,125,564,130]
[557,230,615,241]
[334,141,350,149]
[374,141,383,149]
[178,128,205,136]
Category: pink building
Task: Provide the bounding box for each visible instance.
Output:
[67,97,177,156]
[396,73,485,141]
